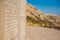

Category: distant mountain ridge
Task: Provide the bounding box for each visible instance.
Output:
[26,4,60,30]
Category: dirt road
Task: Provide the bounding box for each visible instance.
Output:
[26,26,60,40]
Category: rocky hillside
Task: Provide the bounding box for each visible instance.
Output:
[26,4,60,30]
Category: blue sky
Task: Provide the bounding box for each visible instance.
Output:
[27,0,60,16]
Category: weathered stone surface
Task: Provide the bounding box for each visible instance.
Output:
[0,0,26,40]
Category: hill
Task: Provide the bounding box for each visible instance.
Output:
[26,4,60,30]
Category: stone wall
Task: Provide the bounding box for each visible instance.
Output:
[0,0,5,40]
[0,0,26,40]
